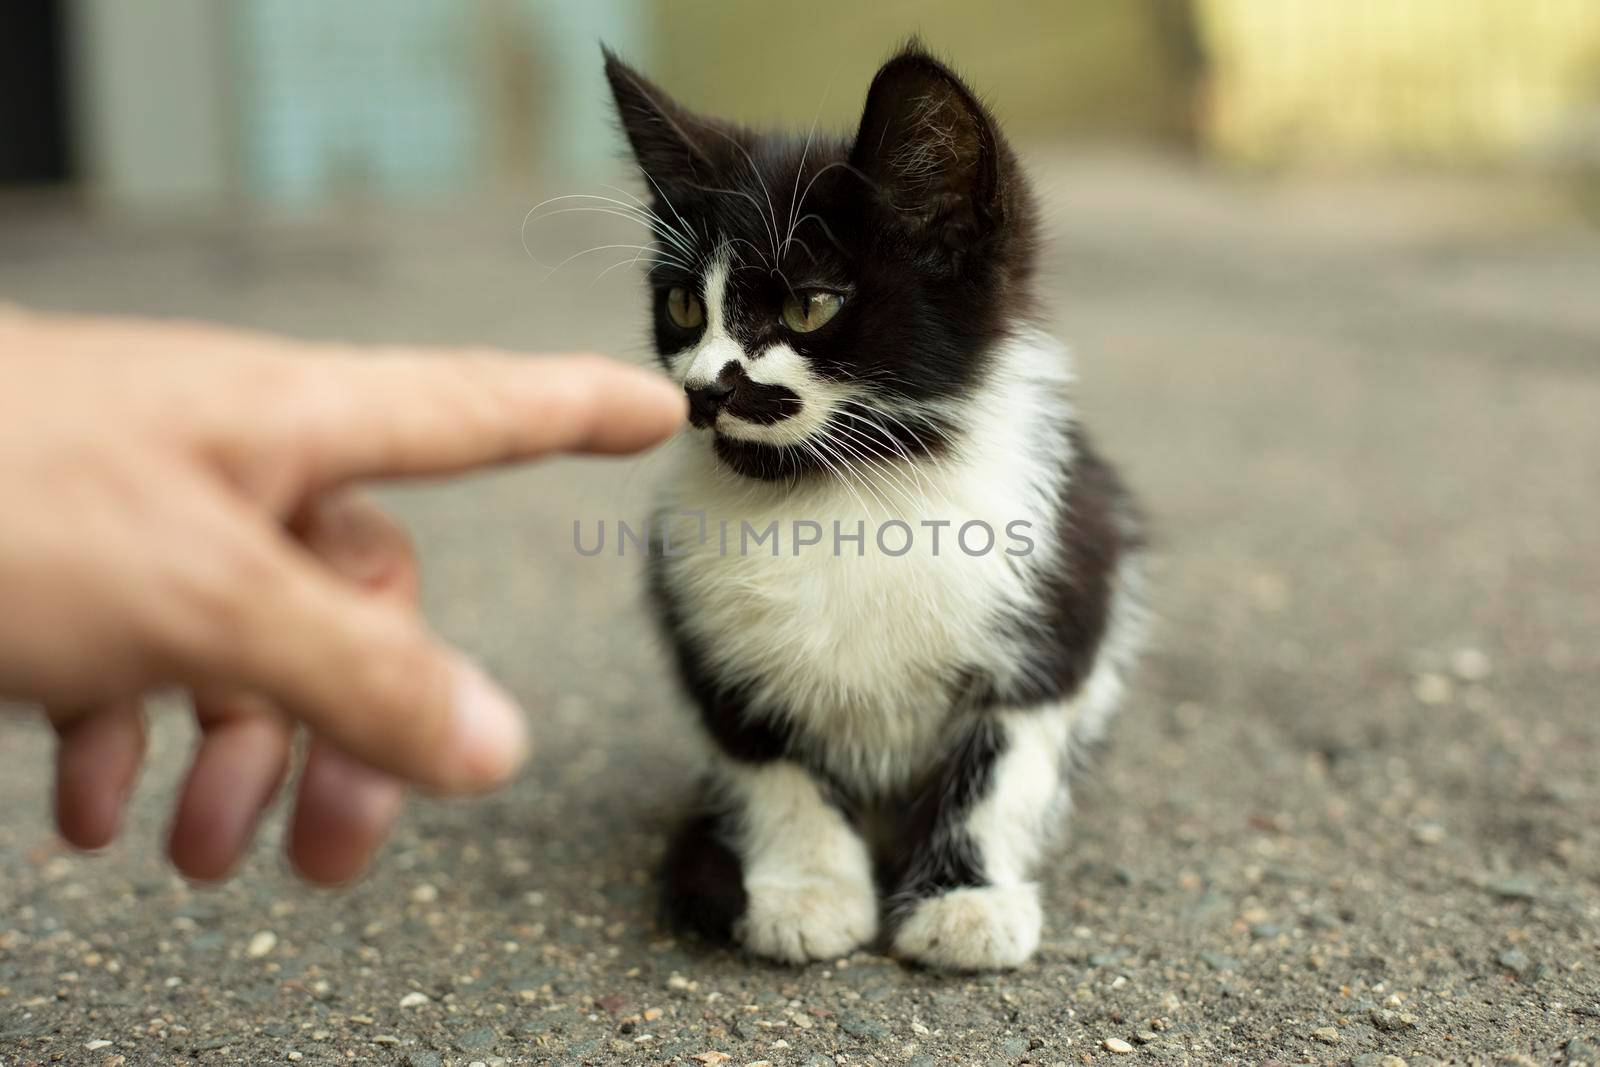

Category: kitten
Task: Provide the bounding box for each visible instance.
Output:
[603,42,1148,971]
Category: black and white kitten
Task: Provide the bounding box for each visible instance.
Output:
[604,43,1147,971]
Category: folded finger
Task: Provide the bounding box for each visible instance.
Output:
[54,700,146,851]
[171,503,525,794]
[291,489,419,602]
[287,740,404,885]
[286,490,414,881]
[168,691,292,882]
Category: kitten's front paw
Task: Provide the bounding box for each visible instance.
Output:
[892,883,1042,971]
[737,875,879,965]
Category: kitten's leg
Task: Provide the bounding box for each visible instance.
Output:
[667,756,878,964]
[663,808,748,942]
[888,708,1072,971]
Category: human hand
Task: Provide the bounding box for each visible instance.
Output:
[0,305,683,883]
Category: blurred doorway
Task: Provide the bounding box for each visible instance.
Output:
[1,0,74,185]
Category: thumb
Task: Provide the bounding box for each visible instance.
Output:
[180,517,527,793]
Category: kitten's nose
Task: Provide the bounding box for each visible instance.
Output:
[685,380,734,428]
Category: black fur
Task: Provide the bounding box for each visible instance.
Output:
[991,431,1146,708]
[603,42,1037,476]
[662,809,747,941]
[717,363,803,425]
[884,715,1003,909]
[645,555,792,764]
[610,42,1146,963]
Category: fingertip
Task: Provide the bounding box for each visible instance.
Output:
[168,711,291,883]
[445,656,530,792]
[54,703,145,852]
[288,744,405,885]
[547,354,685,453]
[55,775,122,852]
[613,356,688,420]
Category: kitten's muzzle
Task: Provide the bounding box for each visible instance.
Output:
[685,362,804,430]
[685,378,735,428]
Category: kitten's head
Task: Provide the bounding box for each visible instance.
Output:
[603,42,1037,480]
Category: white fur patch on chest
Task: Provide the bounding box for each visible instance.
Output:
[656,333,1077,790]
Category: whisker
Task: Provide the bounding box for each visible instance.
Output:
[790,212,848,257]
[637,173,700,255]
[684,184,774,268]
[783,77,832,260]
[599,182,699,260]
[828,408,959,513]
[796,436,876,519]
[523,202,695,267]
[589,249,681,288]
[845,400,962,451]
[785,160,870,252]
[709,126,784,266]
[821,424,930,518]
[537,243,688,279]
[810,433,893,519]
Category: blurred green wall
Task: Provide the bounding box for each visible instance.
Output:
[641,0,1199,143]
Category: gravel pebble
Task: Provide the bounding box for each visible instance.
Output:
[1412,673,1453,705]
[454,1027,497,1053]
[1311,1026,1341,1044]
[1104,1037,1135,1054]
[245,932,277,959]
[1483,875,1539,901]
[1566,1037,1600,1062]
[1497,948,1532,975]
[399,991,430,1008]
[1451,647,1492,682]
[1371,1008,1419,1032]
[839,1014,889,1041]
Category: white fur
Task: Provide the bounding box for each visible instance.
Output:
[720,343,859,448]
[679,258,741,386]
[658,266,1144,971]
[714,758,878,964]
[657,323,1078,792]
[673,252,861,449]
[963,709,1073,885]
[892,884,1043,971]
[1074,551,1150,745]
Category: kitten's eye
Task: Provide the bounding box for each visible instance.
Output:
[781,290,845,333]
[666,287,704,330]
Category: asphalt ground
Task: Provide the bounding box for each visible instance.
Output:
[1,156,1598,1066]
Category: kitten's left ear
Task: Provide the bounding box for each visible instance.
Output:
[850,45,1004,250]
[602,46,717,190]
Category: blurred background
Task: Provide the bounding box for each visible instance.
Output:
[4,0,1599,347]
[2,0,1596,348]
[3,4,1600,1062]
[5,0,1600,207]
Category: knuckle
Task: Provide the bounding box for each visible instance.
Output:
[149,534,280,671]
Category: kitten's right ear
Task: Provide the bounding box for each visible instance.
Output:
[602,47,714,188]
[850,44,1004,253]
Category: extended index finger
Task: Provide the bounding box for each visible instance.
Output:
[291,352,684,490]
